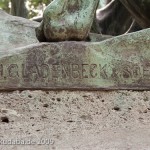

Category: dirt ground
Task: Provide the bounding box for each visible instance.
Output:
[0,90,150,150]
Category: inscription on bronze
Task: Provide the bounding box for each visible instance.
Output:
[0,62,148,83]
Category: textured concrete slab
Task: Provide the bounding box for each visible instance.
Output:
[0,28,149,90]
[1,90,150,150]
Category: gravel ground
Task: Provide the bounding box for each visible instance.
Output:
[0,90,150,150]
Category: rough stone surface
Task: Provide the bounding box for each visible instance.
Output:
[1,90,150,149]
[0,10,39,52]
[0,28,149,90]
[36,0,99,42]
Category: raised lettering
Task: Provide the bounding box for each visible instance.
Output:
[40,64,50,78]
[82,64,89,78]
[121,66,132,79]
[99,64,108,79]
[71,64,80,79]
[22,64,28,78]
[143,63,150,79]
[90,64,98,78]
[52,64,61,78]
[0,64,3,77]
[62,64,70,78]
[132,64,141,78]
[8,64,19,78]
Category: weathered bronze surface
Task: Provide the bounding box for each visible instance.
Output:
[36,0,99,42]
[0,28,150,90]
[0,10,39,52]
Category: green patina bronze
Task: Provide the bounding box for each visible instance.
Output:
[1,1,150,90]
[36,0,99,42]
[36,0,150,42]
[0,29,149,90]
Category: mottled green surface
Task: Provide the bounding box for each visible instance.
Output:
[36,0,99,42]
[0,10,39,52]
[0,28,149,90]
